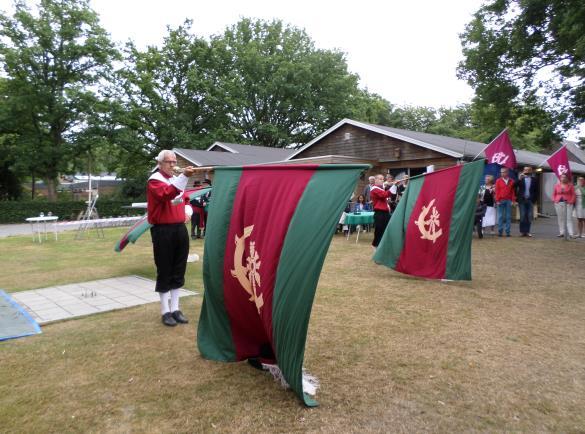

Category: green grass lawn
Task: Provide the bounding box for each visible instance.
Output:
[1,228,585,432]
[0,227,203,292]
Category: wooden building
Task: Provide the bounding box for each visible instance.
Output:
[172,120,585,215]
[285,119,585,212]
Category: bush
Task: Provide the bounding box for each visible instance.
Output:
[0,199,142,224]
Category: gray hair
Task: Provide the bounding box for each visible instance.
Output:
[155,150,175,164]
[368,176,375,181]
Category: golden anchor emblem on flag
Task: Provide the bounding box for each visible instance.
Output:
[414,199,443,243]
[230,225,263,313]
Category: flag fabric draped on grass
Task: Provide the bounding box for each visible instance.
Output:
[373,160,484,281]
[114,187,212,252]
[197,164,368,407]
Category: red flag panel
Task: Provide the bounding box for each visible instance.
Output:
[484,130,517,169]
[395,165,462,279]
[547,146,572,180]
[222,166,317,361]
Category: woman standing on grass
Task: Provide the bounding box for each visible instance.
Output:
[575,176,585,238]
[552,174,576,238]
[480,175,496,235]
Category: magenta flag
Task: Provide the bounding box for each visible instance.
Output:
[547,146,572,180]
[484,130,517,169]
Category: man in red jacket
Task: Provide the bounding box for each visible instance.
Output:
[370,174,392,248]
[147,150,196,326]
[494,167,516,237]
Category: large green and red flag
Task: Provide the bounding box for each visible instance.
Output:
[373,160,484,280]
[197,164,368,407]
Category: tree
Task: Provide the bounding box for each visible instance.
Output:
[349,89,395,126]
[0,0,119,200]
[114,21,223,158]
[210,18,366,147]
[458,0,585,131]
[0,128,23,200]
[385,105,439,132]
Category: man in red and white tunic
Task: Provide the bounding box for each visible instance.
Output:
[370,174,392,248]
[147,150,196,326]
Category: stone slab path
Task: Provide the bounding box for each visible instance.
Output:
[10,276,197,324]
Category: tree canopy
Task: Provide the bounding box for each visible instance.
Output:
[3,0,576,202]
[0,0,118,199]
[458,0,585,132]
[208,18,367,147]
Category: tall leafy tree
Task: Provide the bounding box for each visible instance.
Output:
[385,105,440,132]
[211,18,365,147]
[114,21,222,158]
[0,77,22,199]
[458,0,585,132]
[0,0,118,200]
[0,127,23,200]
[349,89,395,126]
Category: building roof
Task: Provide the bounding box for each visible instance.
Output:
[561,140,585,165]
[287,118,585,174]
[175,142,294,167]
[206,142,294,159]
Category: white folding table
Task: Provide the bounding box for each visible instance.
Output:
[25,216,59,243]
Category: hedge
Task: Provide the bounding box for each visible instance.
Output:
[0,199,142,224]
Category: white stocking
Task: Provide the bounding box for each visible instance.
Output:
[170,289,180,312]
[159,292,170,315]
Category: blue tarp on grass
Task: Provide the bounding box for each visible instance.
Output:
[0,290,41,341]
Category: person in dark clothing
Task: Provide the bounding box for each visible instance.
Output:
[190,181,203,239]
[515,166,539,237]
[475,196,487,239]
[199,179,212,238]
[190,198,204,239]
[479,175,496,235]
[189,179,212,239]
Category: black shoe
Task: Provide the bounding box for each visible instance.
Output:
[191,236,197,240]
[498,233,503,237]
[247,358,265,371]
[162,312,177,327]
[172,310,189,324]
[506,233,510,237]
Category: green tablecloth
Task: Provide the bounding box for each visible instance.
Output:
[344,211,374,225]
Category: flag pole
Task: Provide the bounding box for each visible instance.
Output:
[472,144,489,161]
[472,128,507,161]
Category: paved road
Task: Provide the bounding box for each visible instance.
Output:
[0,223,42,238]
[484,215,584,240]
[0,222,82,239]
[1,216,583,240]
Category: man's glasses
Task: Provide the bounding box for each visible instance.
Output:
[163,160,177,164]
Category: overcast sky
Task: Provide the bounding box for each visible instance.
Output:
[85,0,484,108]
[2,0,583,139]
